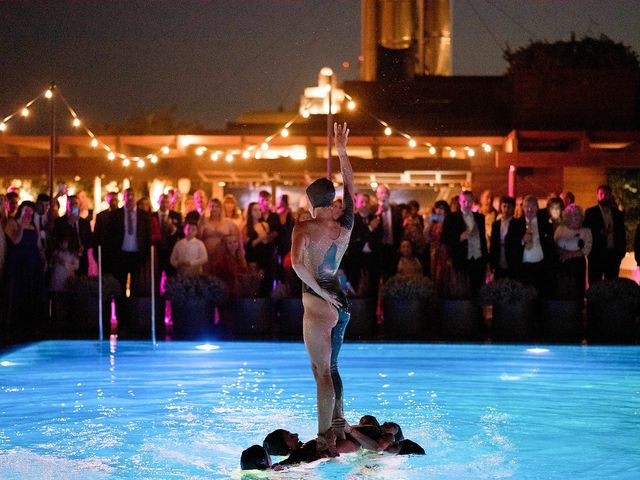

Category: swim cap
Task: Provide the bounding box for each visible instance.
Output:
[306,178,335,208]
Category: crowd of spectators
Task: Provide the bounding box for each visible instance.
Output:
[1,182,639,342]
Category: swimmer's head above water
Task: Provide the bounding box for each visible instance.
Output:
[240,445,272,470]
[263,429,301,456]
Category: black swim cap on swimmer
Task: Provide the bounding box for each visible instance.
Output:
[240,445,271,470]
[306,178,335,208]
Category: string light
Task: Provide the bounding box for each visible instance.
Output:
[161,146,170,155]
[0,122,6,132]
[90,138,98,148]
[347,100,356,111]
[45,89,53,99]
[137,159,145,168]
[449,149,457,158]
[122,158,130,167]
[408,139,417,148]
[302,109,310,119]
[261,142,269,151]
[150,154,158,164]
[210,152,219,161]
[108,152,116,161]
[242,150,251,159]
[225,153,234,163]
[72,118,81,128]
[281,128,289,138]
[467,148,475,157]
[429,146,437,155]
[482,143,492,153]
[384,127,392,136]
[21,108,29,117]
[195,146,206,156]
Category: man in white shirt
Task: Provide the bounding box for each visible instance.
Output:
[170,222,208,276]
[441,190,488,296]
[506,195,554,296]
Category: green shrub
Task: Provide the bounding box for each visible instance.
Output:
[164,274,227,306]
[382,275,432,301]
[479,278,537,306]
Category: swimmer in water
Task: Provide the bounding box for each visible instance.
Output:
[291,122,354,457]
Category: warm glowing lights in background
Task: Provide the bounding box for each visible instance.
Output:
[0,85,495,169]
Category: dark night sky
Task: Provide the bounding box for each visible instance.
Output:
[1,1,640,130]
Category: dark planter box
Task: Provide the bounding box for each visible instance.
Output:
[275,298,304,339]
[346,298,377,340]
[130,297,166,338]
[439,299,482,340]
[491,300,534,342]
[232,298,274,338]
[541,300,583,343]
[587,301,638,344]
[67,295,112,338]
[383,298,429,339]
[171,298,217,340]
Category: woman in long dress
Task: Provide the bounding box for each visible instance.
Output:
[3,201,46,338]
[242,202,273,296]
[198,198,239,273]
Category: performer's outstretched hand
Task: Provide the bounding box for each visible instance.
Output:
[334,122,349,153]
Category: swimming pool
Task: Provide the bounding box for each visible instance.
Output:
[1,340,639,479]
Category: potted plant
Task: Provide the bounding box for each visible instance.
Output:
[438,266,482,340]
[541,274,584,342]
[164,274,227,339]
[67,274,121,337]
[586,278,640,343]
[229,268,274,338]
[381,274,433,338]
[479,278,537,341]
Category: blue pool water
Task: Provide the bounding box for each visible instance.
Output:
[1,340,639,479]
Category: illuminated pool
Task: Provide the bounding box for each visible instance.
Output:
[1,340,639,479]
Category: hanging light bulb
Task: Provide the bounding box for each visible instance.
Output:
[195,146,206,156]
[242,150,251,159]
[150,154,158,164]
[281,128,289,138]
[225,153,234,163]
[107,152,116,161]
[0,122,6,132]
[428,146,436,155]
[161,146,170,155]
[449,149,456,158]
[482,143,492,153]
[137,159,145,168]
[123,158,130,167]
[255,151,262,159]
[261,142,269,151]
[302,109,310,119]
[384,127,392,136]
[467,148,475,157]
[210,152,219,161]
[408,139,417,148]
[45,89,53,99]
[347,100,356,111]
[72,118,81,128]
[90,138,98,148]
[21,107,29,117]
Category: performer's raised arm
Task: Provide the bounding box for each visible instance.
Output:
[334,122,354,230]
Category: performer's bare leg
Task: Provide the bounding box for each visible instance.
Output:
[302,292,339,446]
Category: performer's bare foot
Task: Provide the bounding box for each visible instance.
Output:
[316,429,339,458]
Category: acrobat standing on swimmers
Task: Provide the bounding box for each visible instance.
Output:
[291,122,354,457]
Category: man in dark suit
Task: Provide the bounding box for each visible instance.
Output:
[584,184,626,284]
[489,196,516,279]
[442,190,488,296]
[153,193,183,279]
[344,192,376,296]
[52,195,93,276]
[107,187,152,306]
[634,223,640,268]
[370,184,403,288]
[505,194,555,297]
[92,191,119,275]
